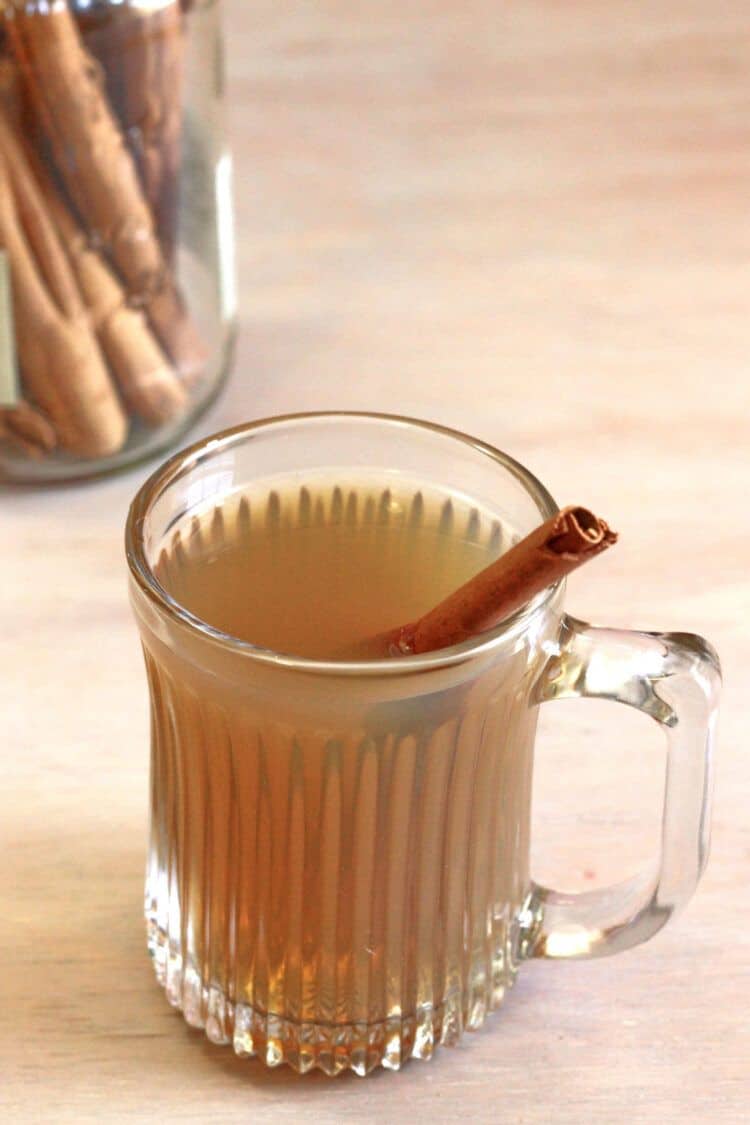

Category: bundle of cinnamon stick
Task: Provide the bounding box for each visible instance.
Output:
[0,0,204,464]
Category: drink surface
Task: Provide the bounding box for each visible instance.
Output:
[157,475,509,659]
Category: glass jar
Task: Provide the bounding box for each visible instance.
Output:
[0,0,235,482]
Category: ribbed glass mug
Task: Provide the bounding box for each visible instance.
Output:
[126,413,720,1076]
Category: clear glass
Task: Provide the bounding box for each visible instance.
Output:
[126,413,721,1075]
[0,0,235,482]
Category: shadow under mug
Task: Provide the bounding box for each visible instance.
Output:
[126,412,720,1076]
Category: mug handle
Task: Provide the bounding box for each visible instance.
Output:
[524,614,720,959]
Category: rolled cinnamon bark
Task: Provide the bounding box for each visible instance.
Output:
[5,1,204,379]
[0,148,128,458]
[0,56,188,428]
[45,194,188,427]
[70,0,185,263]
[123,0,185,265]
[387,506,617,656]
[0,399,56,459]
[0,111,188,428]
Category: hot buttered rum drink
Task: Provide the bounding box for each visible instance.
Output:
[143,476,546,1074]
[157,479,508,659]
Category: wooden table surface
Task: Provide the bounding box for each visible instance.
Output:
[3,1,749,1121]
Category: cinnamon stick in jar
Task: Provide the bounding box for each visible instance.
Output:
[0,146,128,458]
[389,506,617,656]
[5,1,204,380]
[0,400,56,459]
[119,0,185,267]
[69,0,185,264]
[0,110,188,428]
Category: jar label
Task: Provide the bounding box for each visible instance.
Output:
[0,252,19,406]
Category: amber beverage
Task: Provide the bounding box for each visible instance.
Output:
[127,414,719,1076]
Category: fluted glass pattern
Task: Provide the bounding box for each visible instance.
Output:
[141,631,543,1075]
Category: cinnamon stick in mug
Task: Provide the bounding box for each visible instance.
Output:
[384,505,617,656]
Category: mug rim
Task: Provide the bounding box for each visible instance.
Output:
[126,411,562,676]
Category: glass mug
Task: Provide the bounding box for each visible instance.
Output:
[126,413,720,1076]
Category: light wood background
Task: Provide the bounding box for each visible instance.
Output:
[2,1,749,1121]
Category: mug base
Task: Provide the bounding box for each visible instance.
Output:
[148,920,514,1076]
